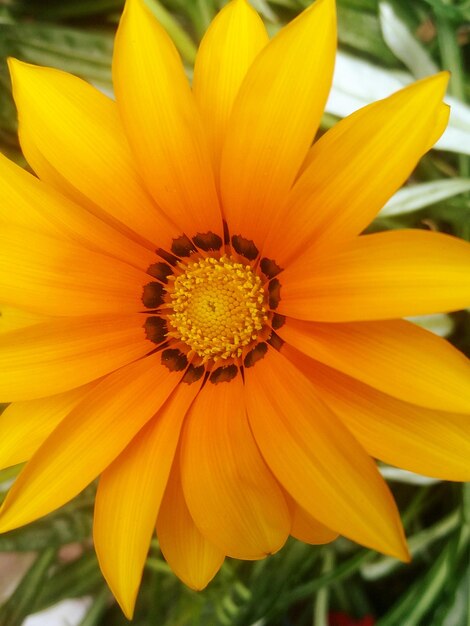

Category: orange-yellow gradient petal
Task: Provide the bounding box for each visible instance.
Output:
[0,315,151,402]
[245,348,408,560]
[0,382,98,469]
[293,351,470,481]
[157,458,225,590]
[8,60,176,250]
[113,0,222,237]
[279,230,470,321]
[0,354,180,532]
[0,227,150,316]
[286,495,339,545]
[94,381,201,619]
[220,0,336,245]
[193,0,268,171]
[181,375,290,559]
[264,73,449,263]
[278,318,470,413]
[0,151,155,270]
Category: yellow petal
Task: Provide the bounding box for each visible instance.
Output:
[245,347,408,560]
[193,0,268,172]
[180,374,290,559]
[0,226,148,316]
[0,314,150,402]
[8,60,177,250]
[0,382,98,469]
[295,351,470,481]
[157,457,224,590]
[0,152,155,270]
[264,74,449,264]
[220,0,336,246]
[278,318,470,413]
[279,230,470,321]
[94,380,201,618]
[285,494,339,545]
[0,353,180,532]
[113,0,222,238]
[0,305,47,334]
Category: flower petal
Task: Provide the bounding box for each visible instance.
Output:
[0,305,47,334]
[0,227,148,316]
[286,495,338,545]
[278,317,470,413]
[0,382,98,469]
[279,230,470,321]
[157,457,225,591]
[94,380,201,619]
[220,0,336,246]
[264,74,449,264]
[295,351,470,481]
[8,60,177,250]
[0,314,150,402]
[0,152,155,270]
[193,0,268,172]
[245,348,408,560]
[113,0,222,238]
[0,353,180,532]
[180,374,290,559]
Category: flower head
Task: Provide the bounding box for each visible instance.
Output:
[0,0,470,618]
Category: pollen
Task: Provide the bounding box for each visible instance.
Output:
[167,255,268,361]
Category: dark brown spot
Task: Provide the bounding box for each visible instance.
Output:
[156,248,178,266]
[147,262,173,283]
[142,282,165,309]
[171,235,196,257]
[231,235,259,260]
[223,220,230,245]
[267,332,284,351]
[182,363,205,384]
[268,278,281,310]
[193,231,223,251]
[144,316,167,344]
[244,342,268,368]
[161,349,188,372]
[209,364,238,384]
[260,257,282,279]
[271,313,286,330]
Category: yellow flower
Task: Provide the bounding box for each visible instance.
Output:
[0,0,469,617]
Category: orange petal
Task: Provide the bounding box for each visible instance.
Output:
[245,348,408,560]
[285,494,339,545]
[193,0,268,172]
[0,226,149,317]
[113,0,222,238]
[0,353,180,532]
[180,374,290,559]
[293,350,470,481]
[0,314,151,402]
[279,230,470,321]
[220,0,336,246]
[0,151,155,270]
[94,380,201,618]
[264,74,449,264]
[0,381,98,469]
[278,317,470,413]
[157,456,224,591]
[8,59,177,250]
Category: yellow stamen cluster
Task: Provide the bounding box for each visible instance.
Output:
[167,255,267,361]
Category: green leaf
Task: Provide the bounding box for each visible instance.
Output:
[379,179,470,217]
[0,548,56,626]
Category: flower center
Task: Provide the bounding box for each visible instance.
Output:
[167,255,267,361]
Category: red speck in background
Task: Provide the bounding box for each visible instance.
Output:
[329,612,375,626]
